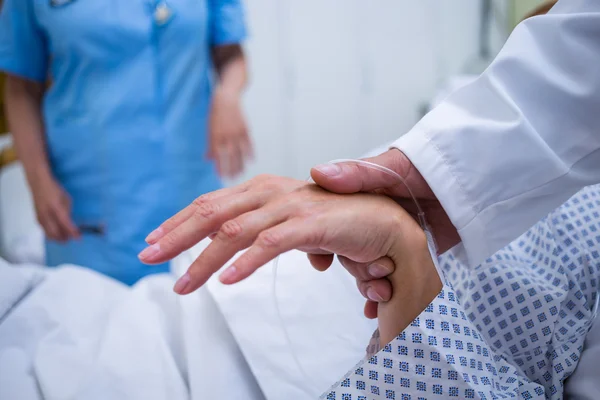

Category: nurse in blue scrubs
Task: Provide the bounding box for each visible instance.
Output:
[0,0,251,285]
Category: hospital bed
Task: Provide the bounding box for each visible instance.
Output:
[2,127,599,399]
[0,240,373,399]
[0,249,377,400]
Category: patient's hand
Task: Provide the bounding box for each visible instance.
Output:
[138,175,435,299]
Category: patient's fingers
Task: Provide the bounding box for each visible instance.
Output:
[216,215,396,286]
[174,204,290,294]
[145,176,306,249]
[218,218,317,285]
[145,184,248,244]
[139,191,266,264]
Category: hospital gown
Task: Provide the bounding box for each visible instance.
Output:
[323,185,600,399]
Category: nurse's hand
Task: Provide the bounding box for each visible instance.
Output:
[30,176,80,242]
[138,175,425,296]
[208,88,253,178]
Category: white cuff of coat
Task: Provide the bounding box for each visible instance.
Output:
[391,129,490,267]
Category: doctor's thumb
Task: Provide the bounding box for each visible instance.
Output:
[310,149,414,195]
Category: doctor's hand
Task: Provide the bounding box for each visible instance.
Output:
[337,255,395,319]
[30,176,80,242]
[207,88,253,179]
[138,175,427,297]
[310,149,458,306]
[311,149,459,254]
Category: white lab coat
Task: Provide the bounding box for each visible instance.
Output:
[393,0,600,267]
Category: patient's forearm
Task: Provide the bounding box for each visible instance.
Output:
[378,229,442,345]
[4,75,53,187]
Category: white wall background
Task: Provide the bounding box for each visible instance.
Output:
[1,1,511,258]
[232,0,508,183]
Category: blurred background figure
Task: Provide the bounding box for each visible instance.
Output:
[0,0,547,272]
[0,0,251,284]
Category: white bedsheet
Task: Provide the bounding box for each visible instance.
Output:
[2,240,598,400]
[0,258,263,400]
[0,157,44,265]
[173,240,378,399]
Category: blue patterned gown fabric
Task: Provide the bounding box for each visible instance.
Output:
[323,185,600,399]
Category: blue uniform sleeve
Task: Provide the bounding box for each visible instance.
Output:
[0,0,48,82]
[209,0,248,46]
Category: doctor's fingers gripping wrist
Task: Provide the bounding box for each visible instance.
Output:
[311,149,461,254]
[139,175,307,264]
[338,255,395,303]
[377,230,442,345]
[172,188,410,295]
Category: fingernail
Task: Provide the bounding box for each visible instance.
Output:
[145,227,164,243]
[314,163,341,177]
[219,266,238,284]
[366,287,384,302]
[173,272,191,294]
[138,243,161,261]
[368,263,391,278]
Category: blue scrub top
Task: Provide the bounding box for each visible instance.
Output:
[0,0,247,285]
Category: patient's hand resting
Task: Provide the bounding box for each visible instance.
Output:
[138,175,441,319]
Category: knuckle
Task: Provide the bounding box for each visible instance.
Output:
[217,219,244,241]
[192,194,210,207]
[257,175,286,191]
[356,280,369,298]
[257,230,282,248]
[193,202,219,220]
[162,215,178,229]
[254,173,274,183]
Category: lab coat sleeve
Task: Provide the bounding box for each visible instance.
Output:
[208,0,248,46]
[0,0,48,82]
[392,0,600,266]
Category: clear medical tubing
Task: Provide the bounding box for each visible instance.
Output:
[271,159,434,393]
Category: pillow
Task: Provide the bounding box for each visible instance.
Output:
[0,258,45,321]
